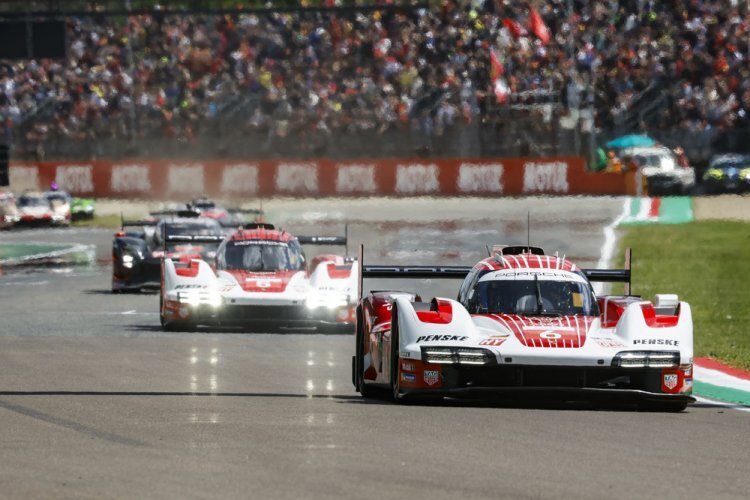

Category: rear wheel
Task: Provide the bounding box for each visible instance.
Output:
[390,309,404,403]
[355,305,378,398]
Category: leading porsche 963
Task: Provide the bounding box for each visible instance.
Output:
[353,245,694,411]
[160,222,358,332]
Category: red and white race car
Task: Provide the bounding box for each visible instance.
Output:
[353,245,694,411]
[16,191,71,226]
[160,222,358,332]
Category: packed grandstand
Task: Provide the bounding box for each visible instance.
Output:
[1,0,749,162]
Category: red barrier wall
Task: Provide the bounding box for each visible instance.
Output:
[7,157,634,198]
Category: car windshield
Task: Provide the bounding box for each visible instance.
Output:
[45,193,70,203]
[217,241,298,272]
[468,278,598,316]
[18,196,47,208]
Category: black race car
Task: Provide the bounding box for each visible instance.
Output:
[112,210,225,292]
[701,154,750,194]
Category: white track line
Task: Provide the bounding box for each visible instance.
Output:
[594,197,631,295]
[693,396,750,413]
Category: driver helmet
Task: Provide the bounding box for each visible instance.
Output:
[50,181,59,191]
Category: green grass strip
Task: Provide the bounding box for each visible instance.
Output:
[619,220,750,371]
[694,381,750,406]
[0,243,70,260]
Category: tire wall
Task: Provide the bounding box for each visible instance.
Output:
[7,157,635,198]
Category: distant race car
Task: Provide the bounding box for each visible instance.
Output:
[160,222,358,332]
[185,196,263,225]
[112,210,226,292]
[353,245,694,411]
[71,197,96,220]
[701,154,750,194]
[0,191,20,229]
[16,191,71,226]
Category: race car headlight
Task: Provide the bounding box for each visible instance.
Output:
[611,351,680,368]
[741,168,750,180]
[177,291,223,307]
[421,347,495,365]
[306,292,349,310]
[52,214,65,221]
[122,254,134,268]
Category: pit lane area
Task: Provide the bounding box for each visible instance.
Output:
[0,197,748,499]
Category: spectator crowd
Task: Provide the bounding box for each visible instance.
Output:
[1,0,750,159]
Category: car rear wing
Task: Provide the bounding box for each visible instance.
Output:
[227,208,264,216]
[149,208,201,219]
[120,213,159,228]
[581,248,632,295]
[162,234,225,251]
[357,246,634,300]
[357,244,471,301]
[297,225,349,254]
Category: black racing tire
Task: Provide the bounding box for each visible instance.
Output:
[390,306,404,403]
[355,305,378,398]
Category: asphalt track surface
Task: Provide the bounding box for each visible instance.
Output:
[1,197,749,499]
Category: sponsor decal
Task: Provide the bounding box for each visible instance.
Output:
[633,339,679,346]
[168,164,205,194]
[416,335,468,343]
[233,240,286,246]
[423,370,440,386]
[401,373,416,383]
[395,163,439,194]
[593,338,627,348]
[479,335,508,347]
[111,164,151,192]
[9,166,40,191]
[522,161,569,193]
[276,162,319,193]
[174,284,207,289]
[221,164,259,194]
[247,278,282,288]
[399,350,413,359]
[663,374,679,390]
[457,163,504,193]
[401,361,415,372]
[57,165,94,193]
[494,270,577,279]
[336,164,376,193]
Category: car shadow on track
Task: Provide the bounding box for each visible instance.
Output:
[344,392,706,412]
[0,390,362,400]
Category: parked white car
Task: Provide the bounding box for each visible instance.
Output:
[620,146,695,195]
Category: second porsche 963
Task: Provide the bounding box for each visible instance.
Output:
[112,211,225,292]
[160,222,358,332]
[353,245,694,411]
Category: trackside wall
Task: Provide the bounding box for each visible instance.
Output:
[8,158,635,198]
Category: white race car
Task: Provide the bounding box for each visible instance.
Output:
[160,222,358,332]
[353,245,694,411]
